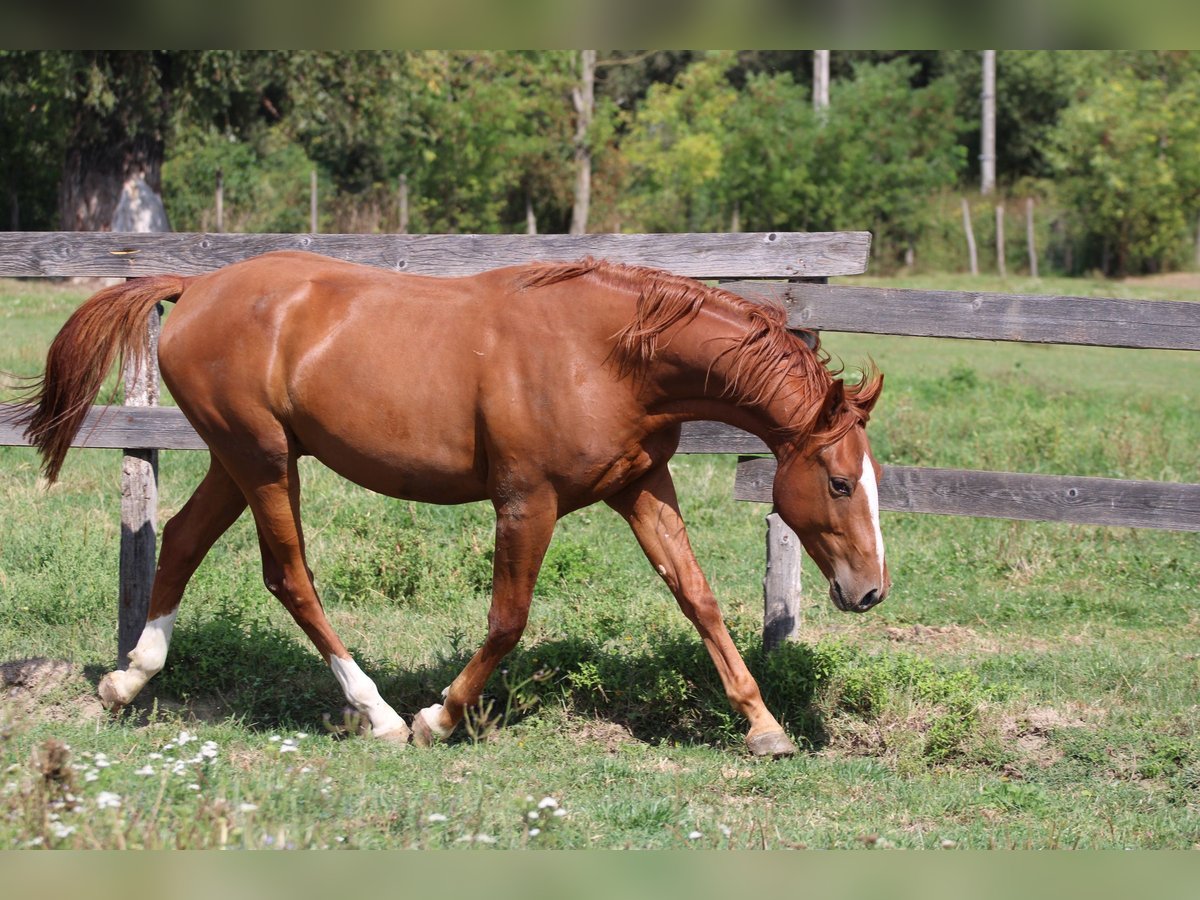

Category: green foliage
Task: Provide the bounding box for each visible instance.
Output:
[812,59,966,266]
[1048,52,1200,274]
[162,127,315,233]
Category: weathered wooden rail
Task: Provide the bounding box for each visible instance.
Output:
[1,230,1198,665]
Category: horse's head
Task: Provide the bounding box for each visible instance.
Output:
[772,375,889,613]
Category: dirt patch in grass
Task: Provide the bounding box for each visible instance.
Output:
[565,718,639,754]
[1001,704,1104,769]
[1,657,104,724]
[883,623,999,652]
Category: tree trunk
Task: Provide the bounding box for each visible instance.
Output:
[981,50,996,196]
[59,134,168,232]
[570,50,595,236]
[813,50,830,114]
[526,190,538,235]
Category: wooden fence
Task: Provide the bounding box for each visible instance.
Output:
[1,231,1197,664]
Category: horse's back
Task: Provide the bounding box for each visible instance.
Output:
[158,252,647,505]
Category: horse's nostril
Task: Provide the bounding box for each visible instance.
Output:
[859,589,881,610]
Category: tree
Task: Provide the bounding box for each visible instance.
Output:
[0,51,68,230]
[55,52,183,231]
[620,52,738,231]
[1048,53,1200,274]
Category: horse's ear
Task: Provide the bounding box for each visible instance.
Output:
[855,370,884,417]
[818,378,846,427]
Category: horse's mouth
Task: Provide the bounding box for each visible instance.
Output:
[829,580,849,612]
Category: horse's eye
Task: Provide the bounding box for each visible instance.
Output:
[830,477,852,497]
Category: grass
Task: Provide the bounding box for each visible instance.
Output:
[1,273,1198,849]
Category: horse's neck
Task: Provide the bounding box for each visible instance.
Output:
[641,316,811,452]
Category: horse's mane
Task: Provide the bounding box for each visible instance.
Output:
[518,257,882,446]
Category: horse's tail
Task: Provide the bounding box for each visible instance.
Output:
[6,275,188,483]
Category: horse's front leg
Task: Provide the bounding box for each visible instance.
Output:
[412,492,557,746]
[606,464,797,758]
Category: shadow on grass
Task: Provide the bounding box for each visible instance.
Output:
[80,615,832,752]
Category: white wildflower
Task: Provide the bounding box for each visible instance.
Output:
[552,808,566,818]
[84,770,99,783]
[427,813,448,823]
[199,742,219,759]
[455,833,497,844]
[268,735,281,743]
[528,828,541,837]
[940,839,957,849]
[294,732,308,740]
[95,791,122,810]
[134,765,156,776]
[177,731,194,746]
[299,767,312,774]
[93,754,111,768]
[148,753,163,760]
[688,831,703,840]
[188,784,201,791]
[50,822,76,839]
[527,811,539,820]
[719,824,732,837]
[537,796,559,810]
[25,837,44,847]
[239,803,259,812]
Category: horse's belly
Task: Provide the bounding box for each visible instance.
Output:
[289,408,488,505]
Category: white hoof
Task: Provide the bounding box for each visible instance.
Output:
[372,719,412,745]
[411,704,452,748]
[97,671,139,711]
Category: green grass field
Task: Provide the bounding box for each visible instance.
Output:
[1,273,1197,849]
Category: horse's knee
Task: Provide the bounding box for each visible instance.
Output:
[486,610,528,652]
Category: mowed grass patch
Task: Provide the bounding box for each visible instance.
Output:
[1,274,1198,848]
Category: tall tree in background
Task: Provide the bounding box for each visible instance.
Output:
[570,50,596,234]
[813,50,830,113]
[57,52,182,231]
[981,50,996,195]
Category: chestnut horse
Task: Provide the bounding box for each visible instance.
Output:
[13,251,887,757]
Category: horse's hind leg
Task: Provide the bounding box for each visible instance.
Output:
[238,452,410,743]
[98,455,247,711]
[606,465,797,758]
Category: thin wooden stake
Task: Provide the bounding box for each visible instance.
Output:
[215,169,224,233]
[118,302,160,669]
[1026,197,1038,278]
[962,198,979,276]
[310,169,318,233]
[996,204,1007,278]
[398,174,409,235]
[763,512,803,651]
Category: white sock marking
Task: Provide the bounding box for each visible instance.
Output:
[860,453,885,583]
[329,655,406,735]
[129,609,178,678]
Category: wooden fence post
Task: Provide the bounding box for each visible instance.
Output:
[962,198,978,276]
[763,512,803,651]
[310,169,318,233]
[996,204,1007,278]
[1026,198,1038,278]
[399,174,409,235]
[215,169,224,234]
[117,303,160,669]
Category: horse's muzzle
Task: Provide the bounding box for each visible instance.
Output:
[830,581,886,613]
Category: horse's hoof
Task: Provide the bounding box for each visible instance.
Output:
[97,673,128,712]
[746,730,797,759]
[411,704,450,748]
[373,720,412,745]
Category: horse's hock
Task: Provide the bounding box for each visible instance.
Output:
[1,230,1198,673]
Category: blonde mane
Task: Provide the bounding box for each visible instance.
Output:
[518,258,881,445]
